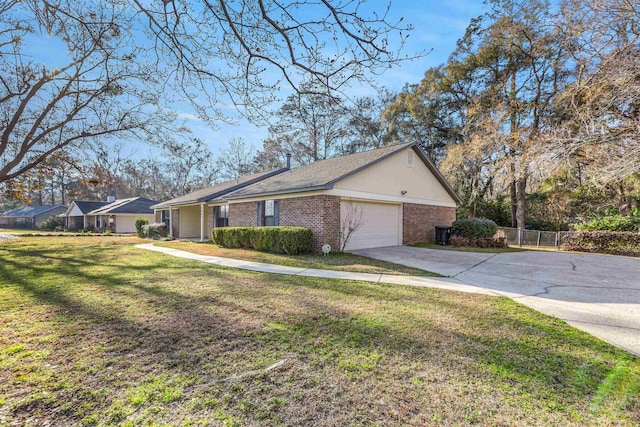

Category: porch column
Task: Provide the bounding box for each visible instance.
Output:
[83,215,87,230]
[200,203,206,242]
[169,209,173,239]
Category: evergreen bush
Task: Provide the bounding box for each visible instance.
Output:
[563,231,640,256]
[574,215,640,232]
[141,223,168,240]
[452,218,498,240]
[135,217,150,237]
[212,227,313,254]
[37,215,66,230]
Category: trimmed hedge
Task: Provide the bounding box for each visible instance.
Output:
[141,223,168,240]
[450,235,507,248]
[563,231,640,257]
[211,226,313,255]
[452,218,498,240]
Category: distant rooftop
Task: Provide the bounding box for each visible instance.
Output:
[88,197,158,215]
[1,205,66,218]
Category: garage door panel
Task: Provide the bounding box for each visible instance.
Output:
[341,201,401,251]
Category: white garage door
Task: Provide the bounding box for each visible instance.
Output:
[341,201,401,251]
[115,215,154,233]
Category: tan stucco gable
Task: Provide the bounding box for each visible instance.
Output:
[66,202,84,217]
[333,147,457,207]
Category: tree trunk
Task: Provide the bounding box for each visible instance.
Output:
[516,176,527,229]
[510,179,517,227]
[60,170,66,205]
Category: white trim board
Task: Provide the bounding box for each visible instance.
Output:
[327,189,456,208]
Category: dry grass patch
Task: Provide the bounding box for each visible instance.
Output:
[157,240,437,276]
[0,237,638,426]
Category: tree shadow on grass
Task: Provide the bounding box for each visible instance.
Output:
[0,243,638,425]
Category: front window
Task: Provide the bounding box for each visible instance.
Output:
[161,210,170,228]
[264,200,275,226]
[214,205,229,228]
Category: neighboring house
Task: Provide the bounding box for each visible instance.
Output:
[65,200,110,230]
[154,143,460,251]
[0,205,68,229]
[65,197,158,233]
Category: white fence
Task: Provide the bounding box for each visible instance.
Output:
[497,227,575,249]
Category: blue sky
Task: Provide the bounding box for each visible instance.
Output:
[24,0,487,159]
[204,0,488,155]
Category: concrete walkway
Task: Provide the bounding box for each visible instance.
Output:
[135,243,640,356]
[135,243,493,295]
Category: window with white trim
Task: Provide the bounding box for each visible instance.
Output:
[214,205,228,228]
[258,199,278,226]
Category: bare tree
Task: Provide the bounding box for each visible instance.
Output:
[217,137,257,181]
[0,0,172,184]
[1,0,417,184]
[539,0,640,186]
[339,201,363,251]
[132,0,418,120]
[255,81,351,167]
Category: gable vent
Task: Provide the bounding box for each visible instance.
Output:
[407,149,414,168]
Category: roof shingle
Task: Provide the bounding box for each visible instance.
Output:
[226,143,414,199]
[88,197,158,215]
[72,201,110,214]
[1,205,66,218]
[151,169,287,209]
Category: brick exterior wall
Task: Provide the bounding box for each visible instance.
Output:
[279,195,340,252]
[228,196,341,252]
[229,202,257,227]
[403,203,456,244]
[228,198,454,249]
[155,211,161,223]
[171,208,180,238]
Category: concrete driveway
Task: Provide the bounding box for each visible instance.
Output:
[352,246,640,356]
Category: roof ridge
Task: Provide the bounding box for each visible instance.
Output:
[225,142,416,200]
[287,142,412,171]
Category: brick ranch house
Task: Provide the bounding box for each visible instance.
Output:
[65,197,157,232]
[152,143,460,252]
[0,205,67,229]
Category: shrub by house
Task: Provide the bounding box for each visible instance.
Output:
[212,226,313,255]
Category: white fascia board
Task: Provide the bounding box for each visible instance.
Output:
[154,201,204,210]
[206,201,228,207]
[101,213,155,216]
[326,189,457,208]
[226,190,327,204]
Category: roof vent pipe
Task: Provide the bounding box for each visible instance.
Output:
[286,153,291,169]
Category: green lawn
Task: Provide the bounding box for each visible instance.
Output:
[1,237,638,426]
[157,240,438,276]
